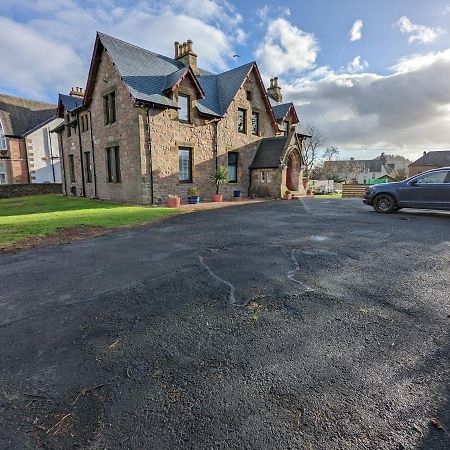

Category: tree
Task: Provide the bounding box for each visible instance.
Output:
[323,146,339,161]
[303,124,326,179]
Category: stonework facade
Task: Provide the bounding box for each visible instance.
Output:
[56,33,306,204]
[0,93,60,185]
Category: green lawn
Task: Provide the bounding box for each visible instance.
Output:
[0,195,179,246]
[312,193,342,198]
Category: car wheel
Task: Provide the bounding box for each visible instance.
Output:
[373,194,396,213]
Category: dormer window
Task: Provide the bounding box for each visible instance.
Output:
[0,119,6,150]
[178,94,190,123]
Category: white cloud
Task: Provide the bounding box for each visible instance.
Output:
[348,19,363,42]
[256,5,291,25]
[347,55,369,73]
[0,0,244,99]
[0,17,85,97]
[396,16,444,44]
[284,49,450,155]
[255,18,318,76]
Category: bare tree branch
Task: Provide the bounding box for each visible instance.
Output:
[303,124,326,178]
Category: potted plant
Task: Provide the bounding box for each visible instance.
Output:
[283,189,292,200]
[210,165,228,202]
[187,186,200,204]
[166,194,180,208]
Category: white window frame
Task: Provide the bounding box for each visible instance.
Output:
[0,118,7,150]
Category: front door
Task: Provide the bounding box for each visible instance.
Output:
[286,153,299,191]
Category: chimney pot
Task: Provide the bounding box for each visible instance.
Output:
[267,76,282,102]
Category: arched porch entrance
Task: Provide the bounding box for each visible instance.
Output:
[286,151,300,191]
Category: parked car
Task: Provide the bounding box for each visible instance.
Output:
[363,167,450,213]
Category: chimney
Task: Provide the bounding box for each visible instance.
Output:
[423,151,427,156]
[70,87,85,98]
[174,39,199,76]
[267,76,282,103]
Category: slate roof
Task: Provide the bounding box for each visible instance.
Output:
[0,93,56,137]
[250,136,289,169]
[272,102,294,120]
[84,33,276,123]
[58,94,83,113]
[409,151,450,166]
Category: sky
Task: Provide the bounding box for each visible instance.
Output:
[1,0,450,160]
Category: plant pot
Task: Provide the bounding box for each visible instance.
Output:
[212,194,223,202]
[283,194,292,200]
[233,190,241,198]
[166,196,180,208]
[188,196,200,204]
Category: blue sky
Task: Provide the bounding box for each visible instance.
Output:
[1,0,450,160]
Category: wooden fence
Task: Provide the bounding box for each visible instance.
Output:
[342,184,368,198]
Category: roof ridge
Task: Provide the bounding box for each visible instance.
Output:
[217,60,255,77]
[97,31,189,70]
[0,93,55,108]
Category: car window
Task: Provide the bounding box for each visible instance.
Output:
[445,172,450,183]
[414,171,448,184]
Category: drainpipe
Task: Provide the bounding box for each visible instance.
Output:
[57,131,68,195]
[76,111,86,197]
[214,120,219,172]
[248,168,253,198]
[47,127,56,183]
[146,106,154,204]
[88,111,98,198]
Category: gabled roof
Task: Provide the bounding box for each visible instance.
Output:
[272,102,299,124]
[82,33,278,130]
[250,136,289,169]
[57,94,83,117]
[409,151,450,166]
[0,93,56,137]
[84,33,204,109]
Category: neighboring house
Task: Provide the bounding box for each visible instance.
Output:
[323,153,410,183]
[0,94,62,184]
[54,33,306,203]
[408,151,450,176]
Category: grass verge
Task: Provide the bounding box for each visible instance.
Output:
[312,193,342,198]
[0,195,179,248]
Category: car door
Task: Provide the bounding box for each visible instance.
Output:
[399,170,450,209]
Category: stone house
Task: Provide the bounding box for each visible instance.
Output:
[408,151,450,177]
[0,94,62,184]
[55,33,306,203]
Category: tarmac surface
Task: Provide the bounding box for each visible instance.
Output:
[0,198,449,449]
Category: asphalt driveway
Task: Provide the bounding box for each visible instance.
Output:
[0,198,449,449]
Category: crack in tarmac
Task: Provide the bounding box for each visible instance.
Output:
[198,255,237,305]
[287,249,315,292]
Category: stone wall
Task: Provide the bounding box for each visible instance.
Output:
[146,66,278,203]
[0,183,62,198]
[4,137,29,184]
[250,168,282,198]
[60,49,143,204]
[58,50,299,204]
